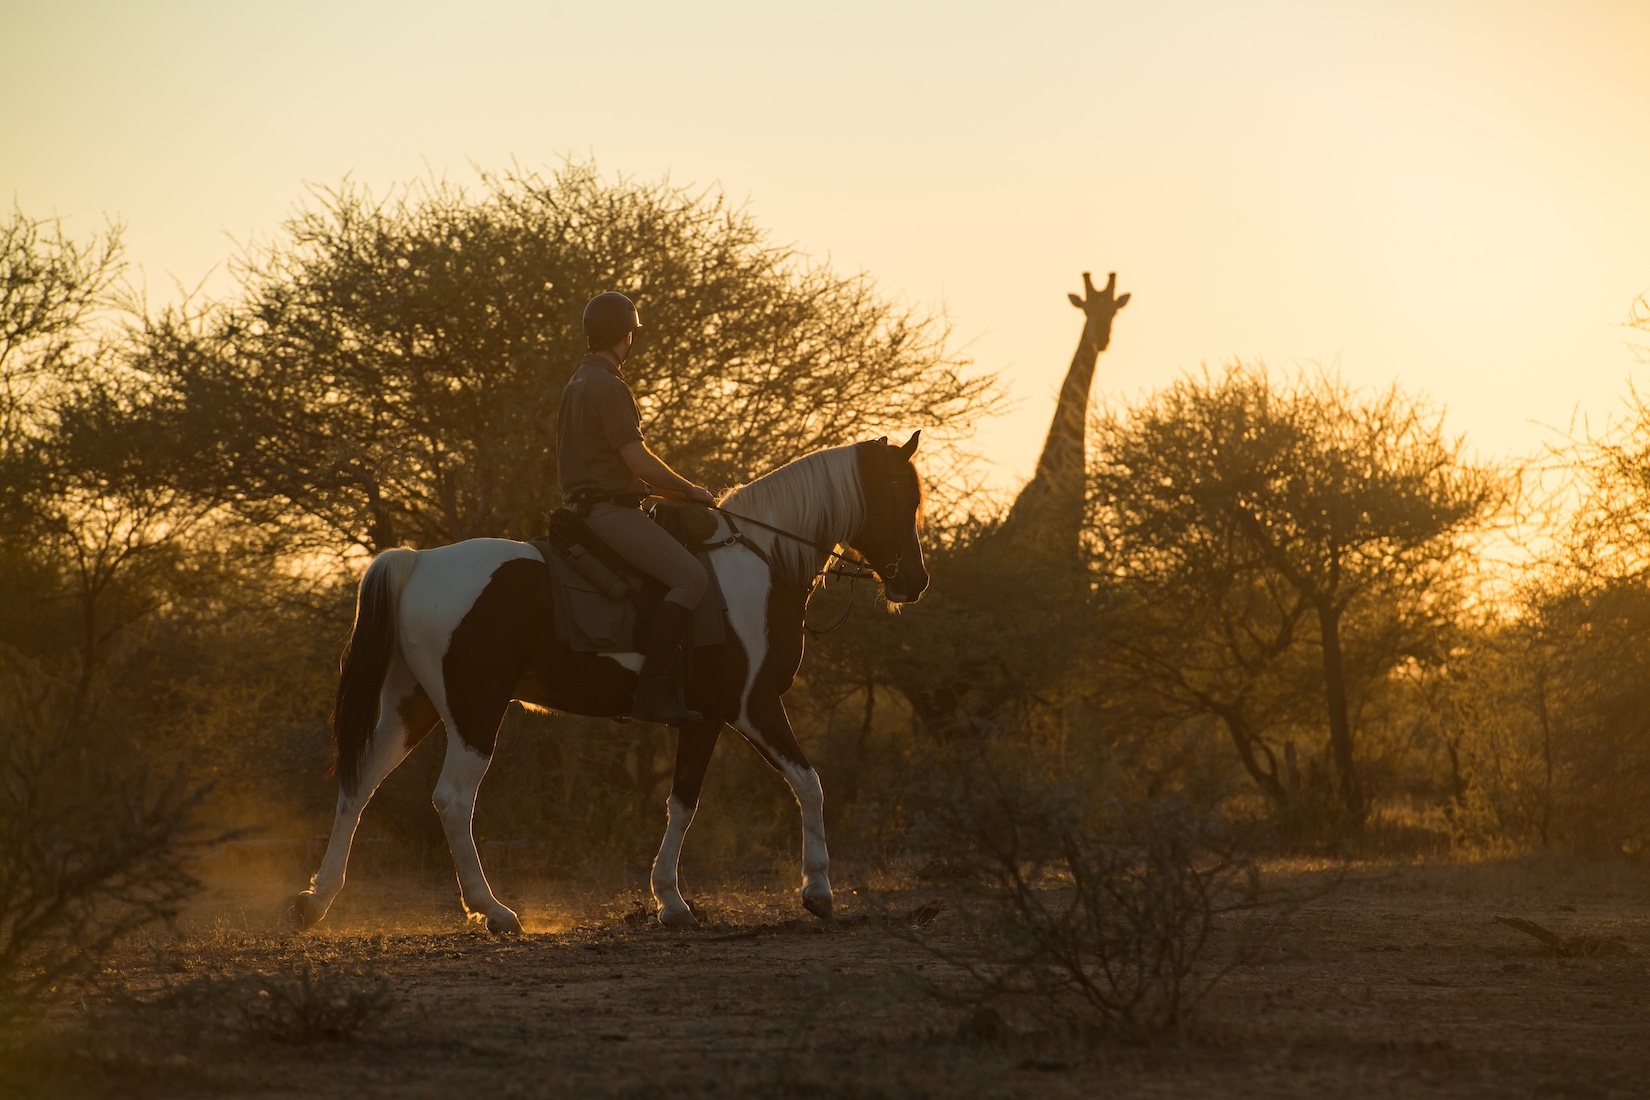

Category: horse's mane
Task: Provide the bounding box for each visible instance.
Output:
[719,444,866,590]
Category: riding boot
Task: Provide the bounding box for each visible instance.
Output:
[631,601,703,727]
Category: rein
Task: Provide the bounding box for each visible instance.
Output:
[707,506,890,637]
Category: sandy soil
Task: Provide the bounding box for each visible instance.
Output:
[5,856,1650,1099]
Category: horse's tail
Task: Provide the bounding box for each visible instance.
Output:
[331,547,419,797]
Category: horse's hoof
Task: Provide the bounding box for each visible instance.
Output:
[486,910,524,935]
[657,903,699,930]
[290,892,326,931]
[803,892,833,921]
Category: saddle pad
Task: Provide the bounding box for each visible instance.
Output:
[534,540,728,654]
[544,550,635,651]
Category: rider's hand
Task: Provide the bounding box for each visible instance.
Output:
[687,485,716,507]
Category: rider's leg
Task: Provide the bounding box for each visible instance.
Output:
[584,502,708,608]
[585,503,708,725]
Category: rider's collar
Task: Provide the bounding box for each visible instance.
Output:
[582,351,626,381]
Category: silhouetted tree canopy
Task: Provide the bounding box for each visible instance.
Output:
[0,210,205,694]
[130,164,993,552]
[1,209,123,535]
[1087,366,1498,824]
[1446,381,1650,856]
[825,517,1099,743]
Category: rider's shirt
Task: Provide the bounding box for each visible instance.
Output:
[556,353,649,501]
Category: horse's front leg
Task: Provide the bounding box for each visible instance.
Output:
[733,698,832,920]
[651,718,723,928]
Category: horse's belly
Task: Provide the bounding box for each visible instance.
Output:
[513,653,636,719]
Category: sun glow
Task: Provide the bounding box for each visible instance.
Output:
[4,2,1646,492]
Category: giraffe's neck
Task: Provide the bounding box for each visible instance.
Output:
[1029,338,1100,493]
[1002,332,1102,544]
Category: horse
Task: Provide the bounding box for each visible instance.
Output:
[292,433,928,933]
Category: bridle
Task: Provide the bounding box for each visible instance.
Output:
[708,484,910,637]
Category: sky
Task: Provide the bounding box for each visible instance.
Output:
[3,0,1647,493]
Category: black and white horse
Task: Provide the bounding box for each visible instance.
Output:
[294,434,928,932]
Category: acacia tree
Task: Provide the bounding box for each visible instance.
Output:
[0,210,234,705]
[0,209,122,561]
[865,521,1102,742]
[1089,377,1321,809]
[1467,364,1650,855]
[0,210,121,463]
[0,215,220,1016]
[1088,367,1496,824]
[133,163,994,553]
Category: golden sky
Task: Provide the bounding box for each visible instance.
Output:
[4,0,1647,490]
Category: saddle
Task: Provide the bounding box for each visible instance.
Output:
[532,500,728,653]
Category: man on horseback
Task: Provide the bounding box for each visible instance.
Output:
[557,291,715,728]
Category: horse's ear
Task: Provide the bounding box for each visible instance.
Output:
[876,436,888,445]
[898,431,920,459]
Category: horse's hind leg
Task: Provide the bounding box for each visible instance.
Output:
[431,696,520,934]
[295,657,438,929]
[733,699,832,920]
[651,718,723,928]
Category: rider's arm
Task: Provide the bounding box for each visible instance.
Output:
[619,440,714,505]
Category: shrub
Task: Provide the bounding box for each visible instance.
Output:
[911,746,1257,1039]
[236,964,395,1042]
[0,665,213,1023]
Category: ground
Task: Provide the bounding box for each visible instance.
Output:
[4,855,1649,1099]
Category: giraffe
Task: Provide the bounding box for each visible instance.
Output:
[881,270,1129,738]
[999,271,1130,549]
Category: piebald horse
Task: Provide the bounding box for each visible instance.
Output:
[294,434,927,932]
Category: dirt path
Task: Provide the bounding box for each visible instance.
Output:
[6,859,1649,1098]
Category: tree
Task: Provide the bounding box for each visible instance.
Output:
[0,208,122,471]
[0,211,240,982]
[1630,293,1650,364]
[858,519,1101,742]
[1458,374,1650,855]
[0,208,122,558]
[0,209,233,707]
[132,163,995,554]
[1087,366,1497,824]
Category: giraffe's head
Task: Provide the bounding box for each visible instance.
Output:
[1069,271,1130,353]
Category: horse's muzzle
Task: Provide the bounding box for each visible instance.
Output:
[885,572,929,604]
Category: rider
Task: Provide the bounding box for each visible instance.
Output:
[557,291,714,728]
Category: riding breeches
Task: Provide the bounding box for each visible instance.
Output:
[584,501,709,609]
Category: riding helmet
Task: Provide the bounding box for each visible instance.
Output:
[583,291,643,350]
